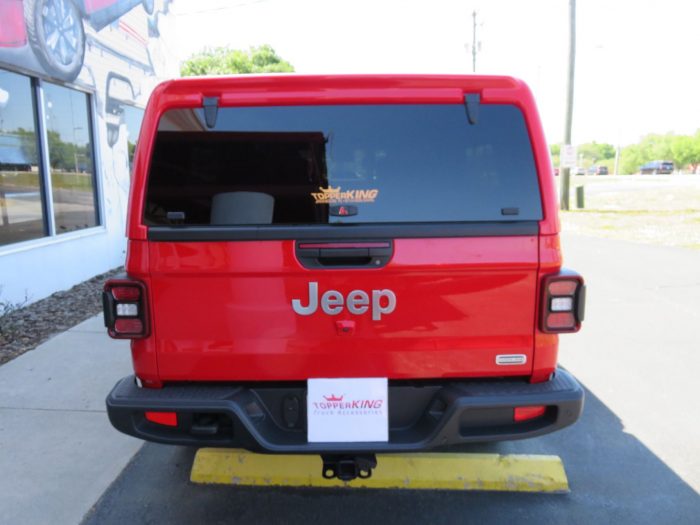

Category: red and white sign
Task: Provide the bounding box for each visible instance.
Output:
[560,144,577,169]
[307,378,388,443]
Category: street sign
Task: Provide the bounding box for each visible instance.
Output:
[560,144,577,169]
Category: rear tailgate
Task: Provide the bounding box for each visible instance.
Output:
[149,235,537,380]
[142,98,543,382]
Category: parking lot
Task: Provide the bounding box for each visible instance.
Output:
[577,173,700,196]
[80,233,699,524]
[1,1,698,523]
[1,233,699,525]
[561,174,700,249]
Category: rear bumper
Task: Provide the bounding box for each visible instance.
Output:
[106,368,584,453]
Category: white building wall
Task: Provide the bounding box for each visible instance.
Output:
[0,0,178,305]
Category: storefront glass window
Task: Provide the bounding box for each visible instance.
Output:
[0,70,46,246]
[43,82,98,234]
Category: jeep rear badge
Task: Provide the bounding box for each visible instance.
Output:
[292,282,396,321]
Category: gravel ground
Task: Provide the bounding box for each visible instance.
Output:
[560,175,700,249]
[0,268,124,366]
[561,209,700,249]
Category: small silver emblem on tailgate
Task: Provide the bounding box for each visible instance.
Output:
[496,354,527,365]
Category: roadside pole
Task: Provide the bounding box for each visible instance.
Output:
[561,0,576,210]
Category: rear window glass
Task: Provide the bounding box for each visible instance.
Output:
[145,104,542,226]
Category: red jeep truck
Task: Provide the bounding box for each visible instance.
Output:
[104,75,585,481]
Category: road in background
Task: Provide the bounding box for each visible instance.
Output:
[570,173,700,196]
[82,234,700,524]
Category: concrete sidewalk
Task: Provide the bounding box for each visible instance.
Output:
[0,315,142,525]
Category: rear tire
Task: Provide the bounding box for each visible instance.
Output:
[24,0,85,81]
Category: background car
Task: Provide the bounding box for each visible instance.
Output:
[640,160,674,174]
[596,166,609,175]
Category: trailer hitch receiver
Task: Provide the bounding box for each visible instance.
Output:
[321,454,378,481]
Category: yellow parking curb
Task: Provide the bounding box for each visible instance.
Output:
[190,449,569,493]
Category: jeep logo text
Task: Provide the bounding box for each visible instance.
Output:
[292,282,396,321]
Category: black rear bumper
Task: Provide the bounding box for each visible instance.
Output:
[106,368,584,453]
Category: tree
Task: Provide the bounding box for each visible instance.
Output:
[616,131,700,174]
[549,144,560,168]
[561,130,700,174]
[670,135,695,168]
[14,128,38,163]
[46,130,73,170]
[690,131,700,171]
[181,45,294,76]
[620,143,648,174]
[577,142,615,165]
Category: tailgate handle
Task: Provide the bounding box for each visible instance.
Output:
[296,241,393,269]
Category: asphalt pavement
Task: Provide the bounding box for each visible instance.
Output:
[1,233,699,524]
[559,231,700,490]
[82,233,700,524]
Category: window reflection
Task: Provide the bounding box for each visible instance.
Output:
[122,105,144,172]
[43,82,98,233]
[0,70,46,247]
[147,105,542,225]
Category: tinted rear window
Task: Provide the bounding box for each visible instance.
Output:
[145,104,542,226]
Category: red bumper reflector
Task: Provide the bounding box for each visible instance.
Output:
[145,411,178,427]
[514,405,546,422]
[114,318,144,334]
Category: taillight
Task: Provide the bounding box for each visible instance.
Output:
[111,286,141,301]
[540,272,585,333]
[103,279,149,339]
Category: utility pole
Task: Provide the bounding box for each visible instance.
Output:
[471,10,478,73]
[560,0,576,210]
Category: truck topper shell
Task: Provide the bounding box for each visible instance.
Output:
[104,75,585,473]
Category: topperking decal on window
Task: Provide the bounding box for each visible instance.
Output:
[310,186,379,204]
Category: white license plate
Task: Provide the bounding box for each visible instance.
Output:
[307,378,388,443]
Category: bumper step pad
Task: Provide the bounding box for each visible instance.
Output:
[190,448,570,492]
